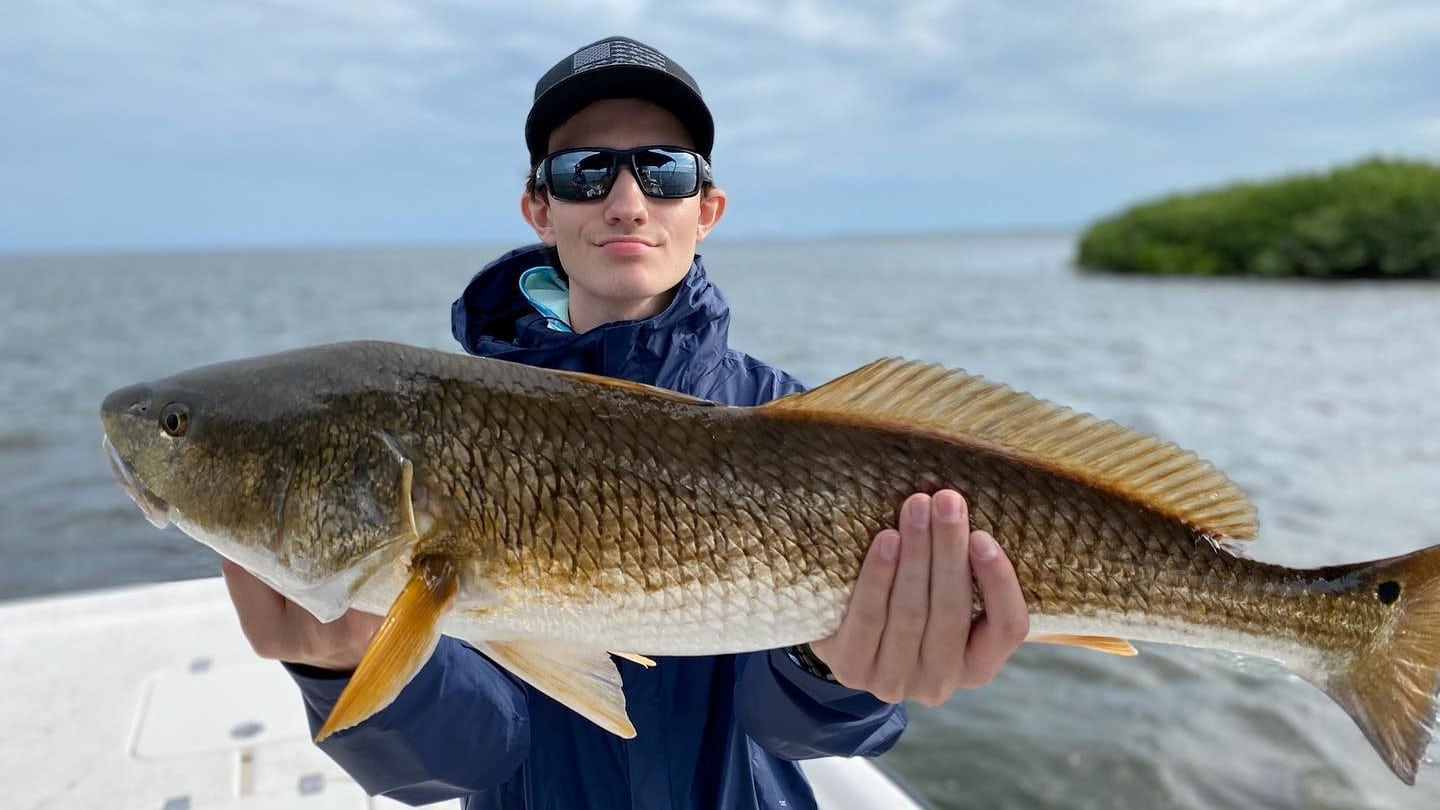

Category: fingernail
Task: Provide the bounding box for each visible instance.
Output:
[878,532,900,562]
[971,531,999,562]
[935,491,961,522]
[905,495,930,529]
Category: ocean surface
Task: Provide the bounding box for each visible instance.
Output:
[2,231,1438,808]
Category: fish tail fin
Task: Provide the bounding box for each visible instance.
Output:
[1323,544,1440,784]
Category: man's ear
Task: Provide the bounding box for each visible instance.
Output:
[695,187,727,242]
[521,191,558,246]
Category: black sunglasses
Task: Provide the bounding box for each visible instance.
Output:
[536,145,712,202]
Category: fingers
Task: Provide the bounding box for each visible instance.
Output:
[812,527,900,685]
[955,530,1029,689]
[870,493,935,702]
[221,559,294,658]
[914,489,974,705]
[816,489,1029,708]
[220,561,381,670]
[765,485,1035,710]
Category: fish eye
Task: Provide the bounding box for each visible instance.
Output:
[1376,580,1401,605]
[160,403,190,437]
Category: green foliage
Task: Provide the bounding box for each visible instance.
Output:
[1076,158,1440,278]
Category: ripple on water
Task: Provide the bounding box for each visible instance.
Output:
[0,429,48,453]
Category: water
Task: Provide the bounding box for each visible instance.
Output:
[2,232,1438,807]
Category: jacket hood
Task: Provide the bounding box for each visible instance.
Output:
[450,243,734,386]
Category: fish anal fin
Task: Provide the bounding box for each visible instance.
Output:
[762,358,1257,541]
[316,555,458,742]
[1029,633,1139,657]
[612,651,657,667]
[479,640,637,738]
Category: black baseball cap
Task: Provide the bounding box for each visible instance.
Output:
[525,36,715,164]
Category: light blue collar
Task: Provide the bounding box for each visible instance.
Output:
[518,265,574,333]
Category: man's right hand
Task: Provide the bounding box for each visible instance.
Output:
[220,559,382,672]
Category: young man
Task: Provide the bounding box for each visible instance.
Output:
[221,36,1030,809]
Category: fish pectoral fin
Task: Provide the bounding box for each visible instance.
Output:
[478,640,637,739]
[611,651,657,667]
[315,555,458,742]
[1028,633,1139,657]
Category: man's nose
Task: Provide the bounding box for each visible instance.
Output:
[604,167,648,223]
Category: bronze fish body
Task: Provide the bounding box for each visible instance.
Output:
[99,341,1440,783]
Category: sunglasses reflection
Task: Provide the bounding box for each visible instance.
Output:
[545,146,708,201]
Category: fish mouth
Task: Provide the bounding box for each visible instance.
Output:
[102,436,171,529]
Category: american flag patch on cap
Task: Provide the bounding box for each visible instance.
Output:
[572,42,612,70]
[573,39,668,73]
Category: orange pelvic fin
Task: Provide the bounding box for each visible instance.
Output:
[316,555,457,742]
[1029,633,1138,657]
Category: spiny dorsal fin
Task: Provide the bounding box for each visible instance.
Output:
[763,358,1257,540]
[551,368,717,406]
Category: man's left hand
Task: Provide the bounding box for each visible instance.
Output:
[809,489,1030,706]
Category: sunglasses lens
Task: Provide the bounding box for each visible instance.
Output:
[632,148,701,197]
[547,150,614,200]
[543,147,705,200]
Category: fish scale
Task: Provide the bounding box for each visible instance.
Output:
[458,400,1329,657]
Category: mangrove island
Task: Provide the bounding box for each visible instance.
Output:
[1077,157,1440,279]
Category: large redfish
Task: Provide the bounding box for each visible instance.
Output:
[99,341,1440,783]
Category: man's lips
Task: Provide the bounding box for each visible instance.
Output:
[597,237,655,256]
[597,236,656,247]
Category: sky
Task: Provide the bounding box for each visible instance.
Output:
[2,0,1438,253]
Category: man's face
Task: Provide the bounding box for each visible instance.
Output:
[522,98,725,332]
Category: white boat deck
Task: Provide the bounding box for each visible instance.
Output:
[0,578,924,809]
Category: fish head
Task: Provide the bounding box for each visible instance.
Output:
[100,344,423,620]
[101,384,179,531]
[101,376,280,540]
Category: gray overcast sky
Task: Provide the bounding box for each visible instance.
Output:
[3,0,1437,253]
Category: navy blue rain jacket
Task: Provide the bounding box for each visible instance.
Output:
[287,245,907,809]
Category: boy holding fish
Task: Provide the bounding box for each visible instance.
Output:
[220,36,1032,808]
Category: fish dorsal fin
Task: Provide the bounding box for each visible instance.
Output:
[551,368,717,406]
[763,359,1257,540]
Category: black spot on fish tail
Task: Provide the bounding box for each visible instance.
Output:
[1377,580,1401,605]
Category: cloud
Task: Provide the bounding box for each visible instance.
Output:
[3,0,1437,249]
